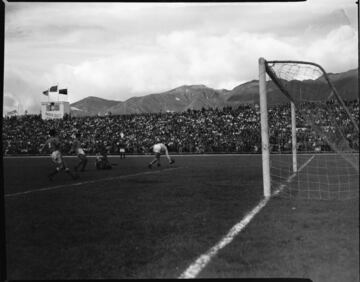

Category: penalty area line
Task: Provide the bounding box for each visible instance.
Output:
[5,167,181,198]
[179,155,315,279]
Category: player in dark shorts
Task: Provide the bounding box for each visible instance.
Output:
[69,132,88,172]
[95,141,113,170]
[40,129,78,181]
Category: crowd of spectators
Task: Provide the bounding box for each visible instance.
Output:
[2,100,359,155]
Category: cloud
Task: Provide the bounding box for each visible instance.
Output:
[41,29,301,104]
[4,1,358,114]
[3,92,19,114]
[8,22,356,112]
[3,69,45,114]
[304,25,358,72]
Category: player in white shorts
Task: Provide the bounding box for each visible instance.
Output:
[69,132,88,172]
[148,142,175,168]
[40,129,78,181]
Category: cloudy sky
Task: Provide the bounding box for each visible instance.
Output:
[4,0,358,114]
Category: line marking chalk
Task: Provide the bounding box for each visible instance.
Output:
[5,167,181,198]
[179,155,315,278]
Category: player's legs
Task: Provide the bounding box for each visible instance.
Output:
[49,151,78,180]
[61,155,79,179]
[148,152,161,168]
[156,154,161,167]
[80,155,88,171]
[103,155,112,169]
[74,156,80,171]
[75,154,87,171]
[49,151,63,180]
[120,148,125,159]
[165,152,174,163]
[48,166,60,180]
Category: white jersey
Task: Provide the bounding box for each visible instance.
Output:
[149,142,173,166]
[153,143,167,153]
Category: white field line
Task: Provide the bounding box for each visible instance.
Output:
[179,154,315,279]
[179,196,270,279]
[5,167,181,198]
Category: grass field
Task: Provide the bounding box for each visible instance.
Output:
[3,154,359,280]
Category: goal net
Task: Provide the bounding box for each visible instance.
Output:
[258,58,359,200]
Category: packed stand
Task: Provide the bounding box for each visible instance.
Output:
[2,100,359,155]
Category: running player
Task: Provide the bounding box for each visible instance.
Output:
[69,132,88,172]
[148,142,175,168]
[39,129,78,180]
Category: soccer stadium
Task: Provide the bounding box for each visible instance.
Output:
[2,2,359,281]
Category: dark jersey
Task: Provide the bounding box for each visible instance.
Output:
[95,142,108,156]
[44,137,61,152]
[71,139,81,150]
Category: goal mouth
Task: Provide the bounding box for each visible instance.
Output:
[271,153,359,201]
[259,58,359,200]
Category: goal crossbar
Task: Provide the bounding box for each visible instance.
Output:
[265,60,358,132]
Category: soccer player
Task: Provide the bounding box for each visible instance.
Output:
[95,140,113,169]
[39,129,78,181]
[69,132,88,172]
[117,141,126,159]
[148,142,175,168]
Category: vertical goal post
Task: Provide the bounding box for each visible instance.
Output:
[259,58,300,198]
[258,57,359,200]
[258,58,271,198]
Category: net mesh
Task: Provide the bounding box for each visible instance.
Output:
[264,61,359,200]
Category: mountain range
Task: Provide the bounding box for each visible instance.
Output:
[70,68,358,116]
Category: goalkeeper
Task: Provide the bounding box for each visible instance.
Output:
[148,142,175,168]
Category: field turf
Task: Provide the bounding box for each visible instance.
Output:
[3,154,359,280]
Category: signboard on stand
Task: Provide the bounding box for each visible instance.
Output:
[41,101,70,120]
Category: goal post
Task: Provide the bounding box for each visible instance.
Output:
[259,58,298,198]
[258,58,271,198]
[291,101,297,173]
[258,57,359,200]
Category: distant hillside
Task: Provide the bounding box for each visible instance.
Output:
[226,68,358,105]
[326,69,358,101]
[108,85,227,115]
[70,68,358,116]
[71,96,119,116]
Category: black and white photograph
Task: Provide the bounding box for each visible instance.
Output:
[2,0,359,280]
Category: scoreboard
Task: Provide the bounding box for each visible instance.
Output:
[41,101,70,120]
